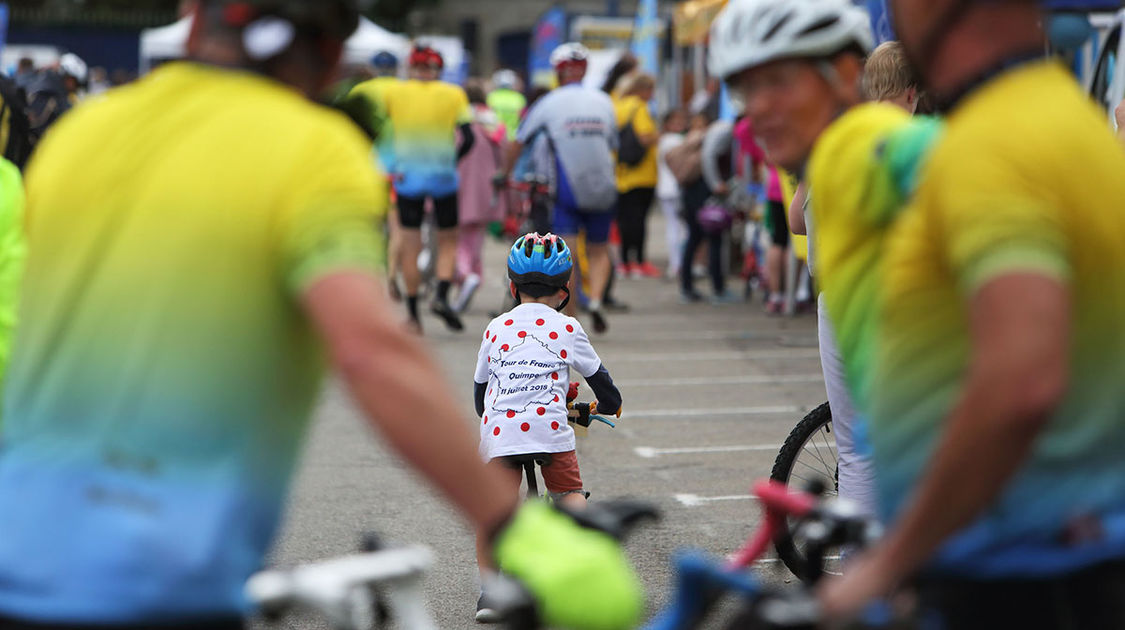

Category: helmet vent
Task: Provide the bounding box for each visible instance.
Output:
[762,11,794,42]
[798,16,841,38]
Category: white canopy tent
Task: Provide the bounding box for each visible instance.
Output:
[139,16,411,74]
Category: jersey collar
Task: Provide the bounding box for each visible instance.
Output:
[934,50,1045,114]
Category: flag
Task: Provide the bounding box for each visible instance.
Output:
[631,0,660,75]
[528,5,567,88]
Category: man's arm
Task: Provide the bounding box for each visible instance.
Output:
[788,182,807,235]
[820,273,1069,615]
[303,271,517,534]
[456,123,476,162]
[1115,98,1125,145]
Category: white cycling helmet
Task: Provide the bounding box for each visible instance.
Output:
[492,69,519,90]
[550,42,589,68]
[708,0,874,81]
[59,53,88,83]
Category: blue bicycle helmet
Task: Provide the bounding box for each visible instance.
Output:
[372,51,399,70]
[507,233,573,307]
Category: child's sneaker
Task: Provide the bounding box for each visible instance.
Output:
[475,592,501,624]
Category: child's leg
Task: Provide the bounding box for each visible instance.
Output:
[541,450,586,510]
[476,460,522,574]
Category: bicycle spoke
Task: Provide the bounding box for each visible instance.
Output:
[800,439,832,473]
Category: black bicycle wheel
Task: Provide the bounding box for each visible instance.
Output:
[769,402,837,581]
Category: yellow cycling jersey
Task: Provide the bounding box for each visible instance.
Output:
[871,60,1125,575]
[0,62,385,622]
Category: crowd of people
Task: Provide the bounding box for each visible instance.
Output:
[0,0,1123,629]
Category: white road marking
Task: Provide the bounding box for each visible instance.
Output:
[617,374,822,387]
[674,493,757,506]
[635,444,783,458]
[632,404,803,418]
[612,349,821,362]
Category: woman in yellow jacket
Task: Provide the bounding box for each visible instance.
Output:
[613,73,661,278]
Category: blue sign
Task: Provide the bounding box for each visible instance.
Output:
[631,0,660,75]
[528,5,567,87]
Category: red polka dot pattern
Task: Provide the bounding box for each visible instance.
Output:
[483,416,488,424]
[537,407,546,416]
[536,319,545,326]
[504,319,514,326]
[501,344,510,351]
[491,335,497,343]
[493,426,500,436]
[506,410,516,418]
[553,395,559,402]
[560,350,568,359]
[485,330,490,339]
[551,421,560,430]
[520,422,530,432]
[551,372,559,380]
[566,324,574,333]
[549,332,558,340]
[518,331,527,338]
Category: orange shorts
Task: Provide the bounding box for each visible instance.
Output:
[491,450,584,494]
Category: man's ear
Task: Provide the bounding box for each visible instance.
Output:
[509,281,518,299]
[831,53,866,105]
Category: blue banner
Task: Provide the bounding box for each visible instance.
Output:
[528,5,567,88]
[631,0,660,75]
[861,0,895,44]
[0,4,8,63]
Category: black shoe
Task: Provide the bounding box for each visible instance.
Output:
[590,309,608,334]
[430,298,464,332]
[475,593,500,624]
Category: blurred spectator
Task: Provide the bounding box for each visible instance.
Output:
[689,77,721,121]
[455,80,507,313]
[14,58,36,91]
[602,53,638,96]
[26,54,88,139]
[667,113,727,302]
[733,117,787,313]
[0,74,34,170]
[656,108,689,278]
[487,69,525,142]
[614,72,660,278]
[87,67,111,96]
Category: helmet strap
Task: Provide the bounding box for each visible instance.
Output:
[556,286,571,312]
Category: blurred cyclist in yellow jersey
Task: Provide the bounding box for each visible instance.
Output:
[0,2,641,629]
[817,1,1125,628]
[374,45,476,334]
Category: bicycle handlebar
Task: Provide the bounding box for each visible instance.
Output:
[566,401,616,428]
[246,545,436,630]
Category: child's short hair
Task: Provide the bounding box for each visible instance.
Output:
[861,41,918,102]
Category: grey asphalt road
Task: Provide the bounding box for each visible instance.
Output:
[261,229,829,629]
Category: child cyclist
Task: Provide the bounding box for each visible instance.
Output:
[472,232,622,623]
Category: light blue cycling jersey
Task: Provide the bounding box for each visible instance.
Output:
[517,84,618,212]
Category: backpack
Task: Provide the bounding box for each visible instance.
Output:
[616,103,647,167]
[0,76,35,171]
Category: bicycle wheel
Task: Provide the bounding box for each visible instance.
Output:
[769,402,837,581]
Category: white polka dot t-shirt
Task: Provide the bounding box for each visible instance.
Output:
[474,302,603,460]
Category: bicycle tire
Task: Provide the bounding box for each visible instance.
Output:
[769,402,834,581]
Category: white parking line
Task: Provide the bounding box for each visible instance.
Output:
[612,349,822,363]
[617,374,822,387]
[631,404,803,418]
[635,444,783,458]
[674,493,757,506]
